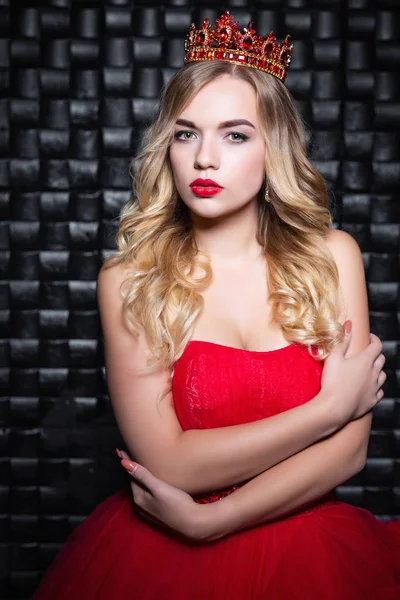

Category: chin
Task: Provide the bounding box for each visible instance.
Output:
[190,206,242,221]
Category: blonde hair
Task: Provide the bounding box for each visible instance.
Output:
[102,60,345,401]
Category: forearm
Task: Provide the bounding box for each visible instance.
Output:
[207,412,372,541]
[163,390,340,494]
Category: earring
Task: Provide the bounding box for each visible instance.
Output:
[265,184,271,203]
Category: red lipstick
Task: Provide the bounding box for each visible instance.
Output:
[189,178,223,197]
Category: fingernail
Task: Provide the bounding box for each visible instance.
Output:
[115,448,122,458]
[121,459,137,473]
[344,320,352,334]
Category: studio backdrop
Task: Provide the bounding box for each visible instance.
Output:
[1,1,399,599]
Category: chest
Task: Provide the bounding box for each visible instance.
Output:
[191,260,285,351]
[172,343,323,429]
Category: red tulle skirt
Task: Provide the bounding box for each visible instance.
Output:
[32,486,400,600]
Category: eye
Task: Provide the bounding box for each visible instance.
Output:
[173,131,249,143]
[174,131,195,141]
[228,132,248,143]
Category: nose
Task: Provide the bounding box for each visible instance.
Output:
[194,134,220,170]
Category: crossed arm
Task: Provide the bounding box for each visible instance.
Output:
[204,410,372,540]
[200,230,373,539]
[102,231,373,537]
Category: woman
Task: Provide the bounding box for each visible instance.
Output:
[32,11,400,599]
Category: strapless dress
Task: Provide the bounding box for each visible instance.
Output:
[32,340,400,599]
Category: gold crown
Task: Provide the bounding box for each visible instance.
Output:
[184,10,294,82]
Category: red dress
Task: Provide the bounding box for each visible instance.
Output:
[32,340,400,599]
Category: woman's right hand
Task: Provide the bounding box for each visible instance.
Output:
[320,321,387,427]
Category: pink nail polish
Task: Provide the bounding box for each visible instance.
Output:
[344,320,352,334]
[116,448,122,458]
[121,459,137,473]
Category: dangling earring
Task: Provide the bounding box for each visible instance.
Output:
[265,184,271,203]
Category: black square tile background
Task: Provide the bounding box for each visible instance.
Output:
[1,1,400,598]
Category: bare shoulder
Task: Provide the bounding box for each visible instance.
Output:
[324,227,366,294]
[96,261,136,321]
[97,260,132,296]
[324,228,362,261]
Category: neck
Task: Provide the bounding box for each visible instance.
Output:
[191,199,264,267]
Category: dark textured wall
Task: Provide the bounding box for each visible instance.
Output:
[1,1,399,598]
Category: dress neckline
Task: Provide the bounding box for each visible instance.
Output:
[187,339,296,355]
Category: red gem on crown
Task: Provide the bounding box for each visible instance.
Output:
[184,10,294,83]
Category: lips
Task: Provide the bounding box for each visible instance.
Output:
[189,178,224,197]
[190,186,223,197]
[190,178,222,188]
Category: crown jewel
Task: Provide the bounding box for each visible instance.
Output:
[184,10,294,82]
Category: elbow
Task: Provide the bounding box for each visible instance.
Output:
[351,446,368,476]
[345,412,372,477]
[353,431,371,475]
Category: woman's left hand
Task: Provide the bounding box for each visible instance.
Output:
[117,449,209,542]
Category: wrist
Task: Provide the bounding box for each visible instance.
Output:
[312,390,344,438]
[193,498,236,542]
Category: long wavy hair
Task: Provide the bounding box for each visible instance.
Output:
[102,60,345,402]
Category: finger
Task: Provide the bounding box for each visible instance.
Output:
[329,321,352,356]
[377,370,387,388]
[367,333,383,358]
[130,479,151,502]
[375,353,386,368]
[116,448,131,460]
[119,450,131,461]
[130,483,159,523]
[121,459,139,474]
[121,460,157,493]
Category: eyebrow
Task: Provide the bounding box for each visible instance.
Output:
[175,118,256,130]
